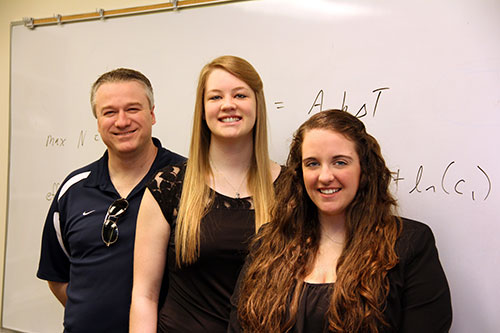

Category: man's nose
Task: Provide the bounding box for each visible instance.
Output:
[115,110,130,127]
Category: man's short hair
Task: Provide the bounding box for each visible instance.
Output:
[90,68,154,118]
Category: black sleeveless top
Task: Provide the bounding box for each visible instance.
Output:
[147,163,282,332]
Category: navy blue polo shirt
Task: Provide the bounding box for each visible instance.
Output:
[37,138,185,332]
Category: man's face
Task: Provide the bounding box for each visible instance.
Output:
[95,81,156,157]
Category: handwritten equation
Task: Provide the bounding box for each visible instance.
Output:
[45,161,492,202]
[274,87,390,118]
[43,89,493,203]
[48,87,386,149]
[392,161,492,201]
[45,130,101,149]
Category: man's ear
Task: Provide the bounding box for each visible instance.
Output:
[150,106,157,125]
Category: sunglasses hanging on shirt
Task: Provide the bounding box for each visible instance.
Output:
[101,198,129,247]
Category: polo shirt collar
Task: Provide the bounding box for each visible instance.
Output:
[83,137,163,197]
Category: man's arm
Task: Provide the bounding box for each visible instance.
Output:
[37,176,71,306]
[48,281,68,306]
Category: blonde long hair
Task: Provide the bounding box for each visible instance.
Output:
[175,55,274,266]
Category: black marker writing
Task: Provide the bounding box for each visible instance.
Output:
[409,165,424,194]
[372,87,390,117]
[302,87,389,117]
[426,185,436,192]
[477,165,491,200]
[391,169,405,191]
[308,90,324,114]
[355,104,368,118]
[441,161,455,194]
[454,179,465,195]
[340,87,390,118]
[397,161,492,201]
[274,102,284,110]
[341,91,348,112]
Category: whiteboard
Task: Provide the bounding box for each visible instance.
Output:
[6,0,500,332]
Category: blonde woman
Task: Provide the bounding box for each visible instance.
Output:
[130,56,282,332]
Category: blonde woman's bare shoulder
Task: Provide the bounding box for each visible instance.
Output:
[270,161,282,182]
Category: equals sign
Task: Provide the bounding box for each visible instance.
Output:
[275,101,285,109]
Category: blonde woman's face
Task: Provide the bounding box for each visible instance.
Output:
[203,69,256,143]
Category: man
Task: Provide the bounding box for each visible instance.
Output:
[37,68,185,332]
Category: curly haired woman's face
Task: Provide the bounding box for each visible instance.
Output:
[301,128,361,222]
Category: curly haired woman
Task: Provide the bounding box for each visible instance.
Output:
[229,109,452,332]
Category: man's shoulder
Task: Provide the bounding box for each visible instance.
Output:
[61,157,101,182]
[155,146,186,170]
[56,157,104,201]
[66,158,101,176]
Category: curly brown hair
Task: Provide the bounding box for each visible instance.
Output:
[237,109,402,332]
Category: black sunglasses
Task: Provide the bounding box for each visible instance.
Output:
[101,198,129,247]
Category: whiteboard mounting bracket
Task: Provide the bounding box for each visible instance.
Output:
[98,8,105,20]
[23,17,35,30]
[171,0,179,11]
[56,14,62,25]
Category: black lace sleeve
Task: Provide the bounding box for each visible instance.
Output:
[146,162,186,226]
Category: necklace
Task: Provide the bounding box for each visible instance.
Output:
[210,159,249,199]
[320,226,344,245]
